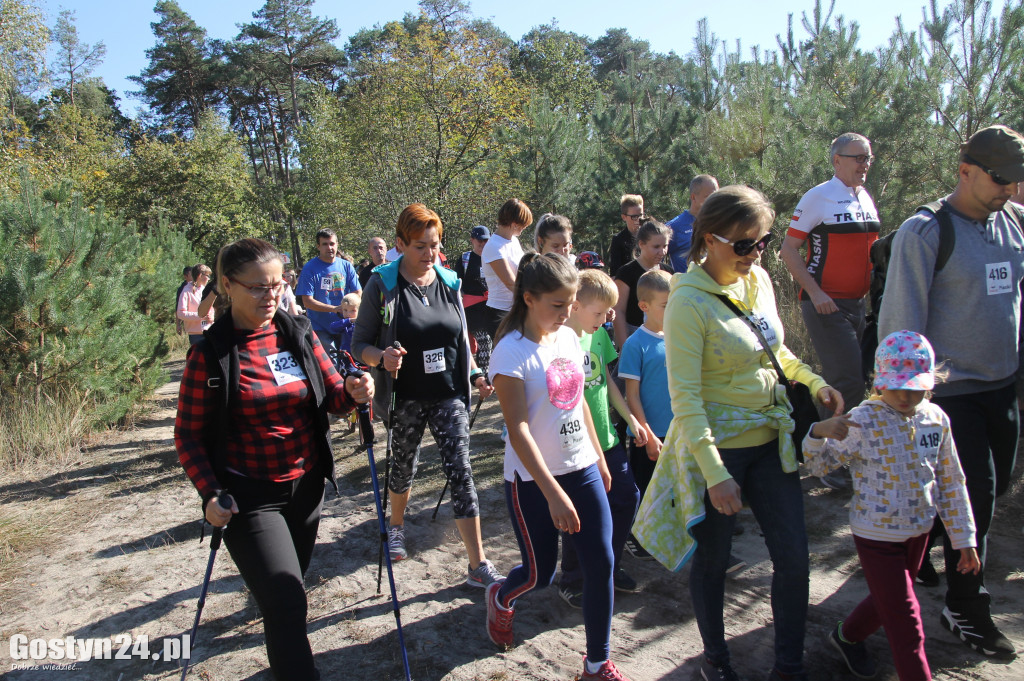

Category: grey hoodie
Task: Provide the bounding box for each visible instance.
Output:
[878,200,1024,396]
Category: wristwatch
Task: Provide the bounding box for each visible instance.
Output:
[376,352,387,371]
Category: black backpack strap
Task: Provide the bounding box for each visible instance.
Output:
[916,199,956,272]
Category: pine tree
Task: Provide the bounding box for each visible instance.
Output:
[129,0,221,134]
[0,176,183,423]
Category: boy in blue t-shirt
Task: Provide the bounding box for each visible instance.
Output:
[617,269,673,501]
[558,270,645,606]
[296,229,361,360]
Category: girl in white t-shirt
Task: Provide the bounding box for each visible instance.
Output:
[481,198,532,337]
[486,253,631,681]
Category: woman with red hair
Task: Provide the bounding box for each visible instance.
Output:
[353,203,503,588]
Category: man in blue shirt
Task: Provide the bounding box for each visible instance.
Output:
[666,174,718,272]
[297,228,361,360]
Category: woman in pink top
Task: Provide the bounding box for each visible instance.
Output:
[177,264,214,344]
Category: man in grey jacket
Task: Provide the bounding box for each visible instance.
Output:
[879,124,1024,659]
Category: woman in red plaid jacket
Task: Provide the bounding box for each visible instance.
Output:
[174,238,373,681]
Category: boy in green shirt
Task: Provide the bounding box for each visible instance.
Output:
[558,269,646,607]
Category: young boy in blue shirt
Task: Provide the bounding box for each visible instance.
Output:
[558,269,646,607]
[617,270,672,559]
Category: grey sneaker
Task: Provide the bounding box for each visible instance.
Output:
[387,525,407,561]
[466,559,504,588]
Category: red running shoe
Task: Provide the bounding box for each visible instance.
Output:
[485,581,514,647]
[581,657,632,680]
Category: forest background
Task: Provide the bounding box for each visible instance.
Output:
[1,0,1023,462]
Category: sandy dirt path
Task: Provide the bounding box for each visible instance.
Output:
[1,361,1022,680]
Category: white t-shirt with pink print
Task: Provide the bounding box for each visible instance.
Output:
[489,325,599,482]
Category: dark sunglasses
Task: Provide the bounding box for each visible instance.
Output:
[712,232,774,256]
[964,154,1013,185]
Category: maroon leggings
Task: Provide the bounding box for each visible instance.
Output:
[843,533,931,681]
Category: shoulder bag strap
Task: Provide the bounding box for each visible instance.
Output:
[714,294,790,384]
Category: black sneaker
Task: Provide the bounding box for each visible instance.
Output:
[558,583,583,609]
[940,606,1017,659]
[827,624,877,678]
[915,556,939,587]
[613,568,638,593]
[699,655,741,681]
[625,534,654,561]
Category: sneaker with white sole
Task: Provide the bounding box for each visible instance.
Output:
[466,559,504,588]
[387,525,407,561]
[940,606,1016,659]
[486,581,515,647]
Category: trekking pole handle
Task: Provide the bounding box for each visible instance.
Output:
[346,365,376,446]
[388,341,402,379]
[210,491,233,551]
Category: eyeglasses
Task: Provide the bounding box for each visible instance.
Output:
[229,277,286,298]
[622,212,646,221]
[964,154,1013,186]
[712,232,774,256]
[837,153,875,164]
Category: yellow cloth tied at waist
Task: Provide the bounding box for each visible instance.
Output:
[632,395,797,572]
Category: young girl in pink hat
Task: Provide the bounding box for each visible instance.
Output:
[803,330,980,680]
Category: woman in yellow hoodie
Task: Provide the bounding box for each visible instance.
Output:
[654,185,841,681]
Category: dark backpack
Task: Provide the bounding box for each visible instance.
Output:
[868,200,956,317]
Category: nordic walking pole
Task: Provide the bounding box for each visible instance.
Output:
[349,362,414,681]
[180,491,234,681]
[431,375,488,521]
[379,340,402,594]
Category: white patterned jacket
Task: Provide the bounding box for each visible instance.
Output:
[803,398,976,549]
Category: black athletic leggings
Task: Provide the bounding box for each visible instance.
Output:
[223,471,324,681]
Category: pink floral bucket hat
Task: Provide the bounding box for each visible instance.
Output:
[873,330,935,391]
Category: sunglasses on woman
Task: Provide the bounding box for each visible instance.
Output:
[712,232,774,256]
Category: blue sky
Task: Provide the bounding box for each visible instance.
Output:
[36,0,1007,115]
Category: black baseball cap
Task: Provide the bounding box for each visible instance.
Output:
[960,125,1024,183]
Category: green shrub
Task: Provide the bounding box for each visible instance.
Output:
[0,175,193,446]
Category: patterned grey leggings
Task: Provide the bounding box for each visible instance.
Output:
[387,396,480,519]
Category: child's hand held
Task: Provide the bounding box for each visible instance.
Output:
[816,385,845,416]
[957,547,981,575]
[645,434,663,461]
[629,416,648,446]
